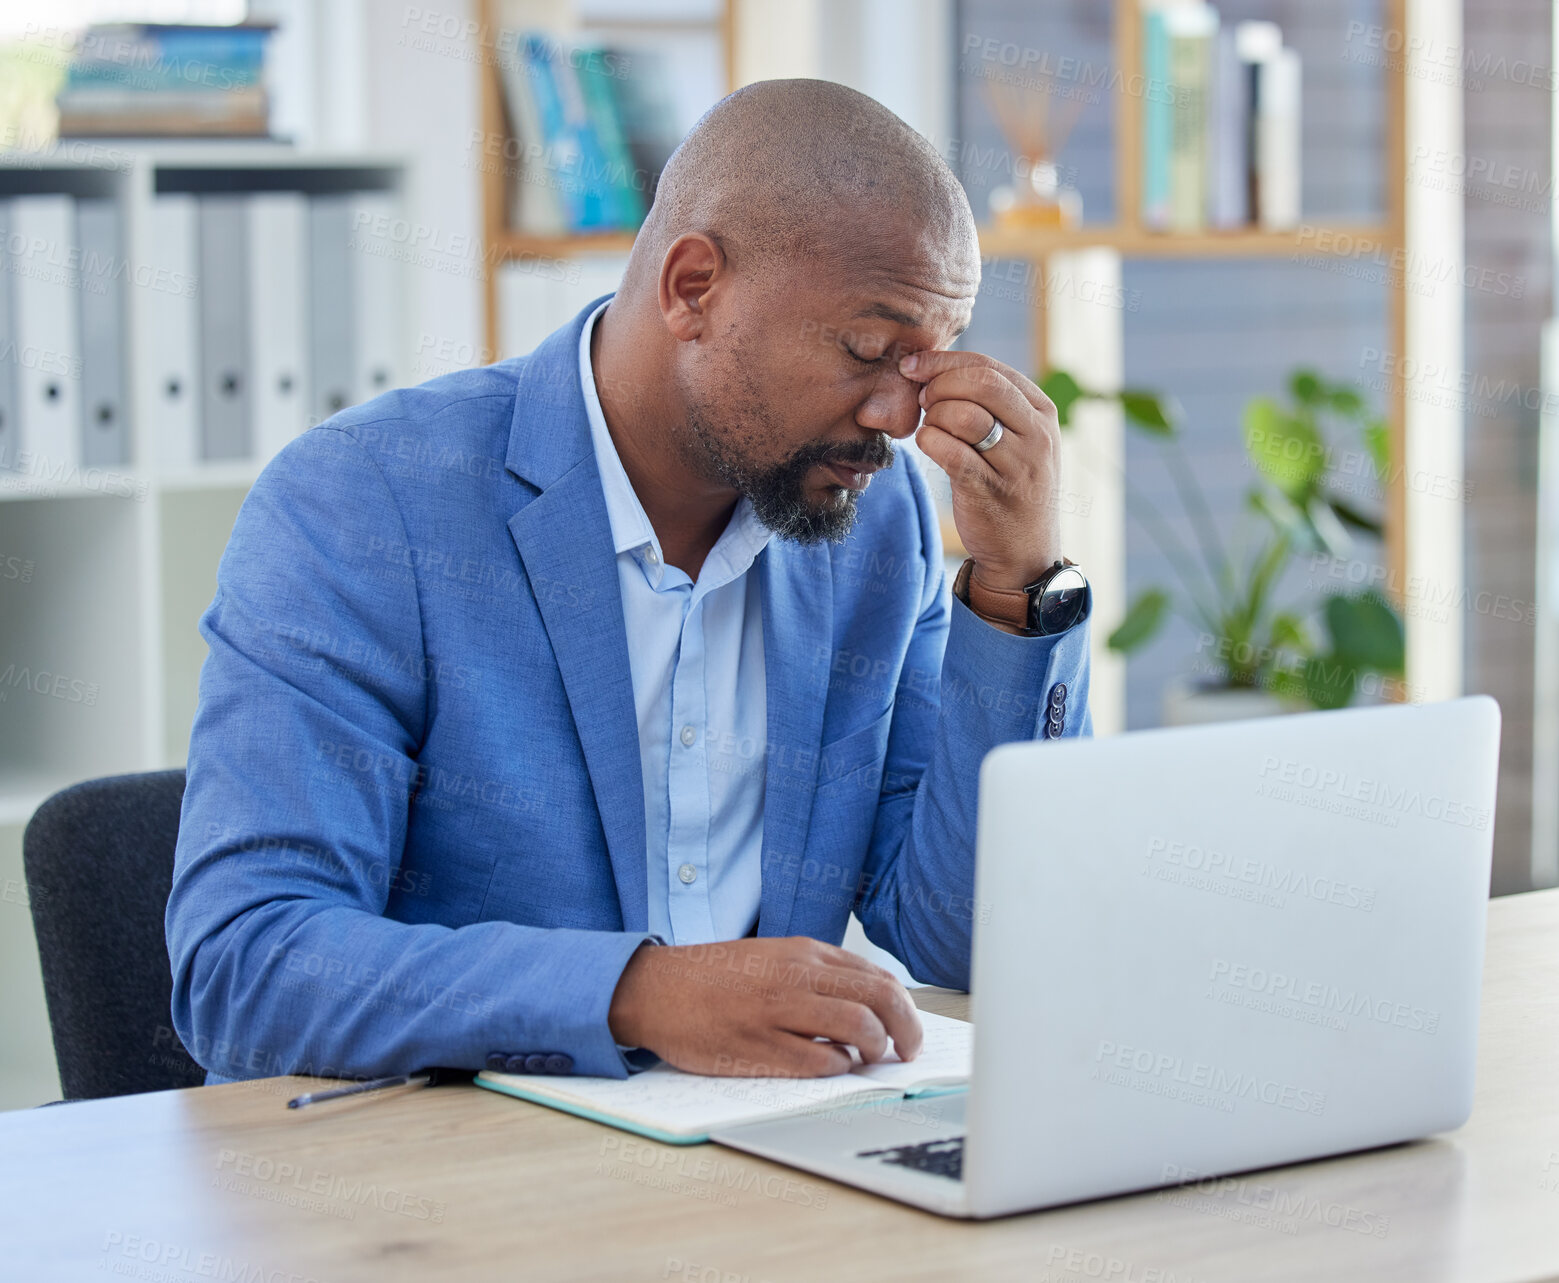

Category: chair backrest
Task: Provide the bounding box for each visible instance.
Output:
[22,770,205,1099]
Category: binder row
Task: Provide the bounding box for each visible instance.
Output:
[0,188,400,479]
[0,195,127,476]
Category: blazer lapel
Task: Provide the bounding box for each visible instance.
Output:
[504,298,647,930]
[757,542,833,936]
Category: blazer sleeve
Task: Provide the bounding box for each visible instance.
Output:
[165,426,654,1081]
[852,462,1092,989]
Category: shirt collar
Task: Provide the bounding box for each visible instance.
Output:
[580,301,657,560]
[579,300,771,588]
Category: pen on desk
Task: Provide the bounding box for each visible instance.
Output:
[287,1067,471,1110]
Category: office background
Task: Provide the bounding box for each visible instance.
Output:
[0,0,1552,1109]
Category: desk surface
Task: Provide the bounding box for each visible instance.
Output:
[5,889,1558,1283]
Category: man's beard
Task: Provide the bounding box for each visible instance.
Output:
[684,400,896,545]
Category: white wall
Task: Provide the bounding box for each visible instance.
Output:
[255,0,489,377]
[0,826,60,1109]
[359,0,487,376]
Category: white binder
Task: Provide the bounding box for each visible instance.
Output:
[76,197,129,468]
[306,194,354,425]
[197,195,252,461]
[350,190,401,405]
[0,200,17,473]
[142,193,200,473]
[497,253,627,360]
[496,261,561,360]
[248,191,310,462]
[9,194,83,479]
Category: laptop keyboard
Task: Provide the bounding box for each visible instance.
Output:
[856,1136,965,1181]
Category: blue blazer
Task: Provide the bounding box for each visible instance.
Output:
[166,297,1091,1083]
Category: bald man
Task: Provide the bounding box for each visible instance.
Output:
[167,80,1092,1087]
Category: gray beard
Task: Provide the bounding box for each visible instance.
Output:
[683,401,895,545]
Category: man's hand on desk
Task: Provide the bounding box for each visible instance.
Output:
[607,937,924,1076]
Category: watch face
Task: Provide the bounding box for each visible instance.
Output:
[1034,567,1089,634]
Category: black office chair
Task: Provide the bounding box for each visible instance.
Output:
[23,770,206,1100]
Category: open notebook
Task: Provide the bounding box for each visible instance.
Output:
[475,1009,972,1144]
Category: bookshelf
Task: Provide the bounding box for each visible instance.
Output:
[972,2,1403,530]
[962,0,1447,728]
[0,145,409,827]
[976,222,1397,263]
[981,0,1408,589]
[976,0,1468,722]
[474,0,736,356]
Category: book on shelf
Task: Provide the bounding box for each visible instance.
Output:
[498,31,683,237]
[520,35,613,233]
[1140,5,1301,233]
[1140,2,1173,229]
[1165,4,1217,233]
[1208,24,1249,228]
[63,23,268,89]
[498,39,568,236]
[607,46,683,212]
[1249,38,1301,229]
[56,22,274,139]
[575,53,648,230]
[56,87,268,138]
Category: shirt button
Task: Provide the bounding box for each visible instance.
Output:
[679,725,696,747]
[678,863,698,885]
[645,547,660,565]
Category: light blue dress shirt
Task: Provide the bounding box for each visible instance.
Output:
[579,301,772,945]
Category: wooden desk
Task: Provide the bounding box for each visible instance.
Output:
[5,890,1558,1283]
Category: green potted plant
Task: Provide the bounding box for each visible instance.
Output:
[1040,368,1407,724]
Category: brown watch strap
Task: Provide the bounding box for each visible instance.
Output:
[953,558,1033,632]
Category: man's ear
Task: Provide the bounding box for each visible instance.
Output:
[657,233,725,343]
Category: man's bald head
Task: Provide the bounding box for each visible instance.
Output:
[626,78,979,288]
[597,80,981,547]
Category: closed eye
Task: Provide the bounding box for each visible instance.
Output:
[845,347,886,366]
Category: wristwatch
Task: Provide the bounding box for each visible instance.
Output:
[953,557,1091,636]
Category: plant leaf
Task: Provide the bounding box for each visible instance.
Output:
[1324,591,1406,674]
[1268,611,1309,653]
[1039,369,1084,428]
[1244,397,1326,502]
[1119,390,1176,436]
[1328,385,1364,416]
[1241,533,1292,633]
[1325,493,1385,539]
[1305,493,1353,560]
[1363,417,1391,474]
[1249,486,1308,543]
[1290,369,1324,405]
[1106,589,1171,653]
[1303,651,1358,710]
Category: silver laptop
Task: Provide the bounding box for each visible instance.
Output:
[714,696,1502,1218]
